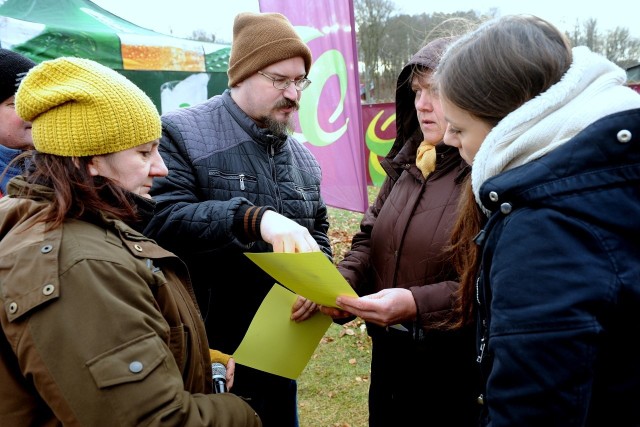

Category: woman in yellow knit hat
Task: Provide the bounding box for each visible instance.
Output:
[0,57,261,426]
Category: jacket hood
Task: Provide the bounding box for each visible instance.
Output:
[389,37,456,162]
[480,109,640,215]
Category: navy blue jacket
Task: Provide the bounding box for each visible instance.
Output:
[474,109,640,426]
[0,144,22,196]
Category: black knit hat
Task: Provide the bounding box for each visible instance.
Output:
[0,48,36,103]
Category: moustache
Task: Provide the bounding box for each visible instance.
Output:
[274,99,299,111]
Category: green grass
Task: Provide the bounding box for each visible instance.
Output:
[298,320,371,427]
[297,186,379,427]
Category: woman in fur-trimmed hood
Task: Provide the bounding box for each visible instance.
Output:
[439,14,640,426]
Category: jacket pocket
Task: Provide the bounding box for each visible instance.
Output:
[293,184,319,201]
[86,332,166,388]
[208,169,258,191]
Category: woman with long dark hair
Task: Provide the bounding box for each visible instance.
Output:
[437,15,640,426]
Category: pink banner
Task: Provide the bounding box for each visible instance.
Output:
[361,102,396,186]
[259,0,369,213]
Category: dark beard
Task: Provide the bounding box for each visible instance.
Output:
[261,98,299,138]
[263,116,293,138]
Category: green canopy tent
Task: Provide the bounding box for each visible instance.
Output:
[628,63,640,93]
[0,0,230,113]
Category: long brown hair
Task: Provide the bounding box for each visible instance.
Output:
[445,176,484,328]
[437,15,573,329]
[436,15,572,125]
[17,151,138,230]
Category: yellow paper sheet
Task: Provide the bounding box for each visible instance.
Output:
[244,252,358,307]
[233,284,332,379]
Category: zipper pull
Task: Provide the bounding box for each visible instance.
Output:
[239,174,245,190]
[477,336,486,363]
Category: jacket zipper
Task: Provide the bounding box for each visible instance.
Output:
[268,144,283,213]
[208,169,256,191]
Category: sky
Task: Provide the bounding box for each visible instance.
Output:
[90,0,639,43]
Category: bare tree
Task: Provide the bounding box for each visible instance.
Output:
[566,19,582,47]
[354,0,396,102]
[354,3,640,102]
[564,19,640,68]
[356,7,485,102]
[188,29,216,43]
[604,27,640,68]
[583,18,601,52]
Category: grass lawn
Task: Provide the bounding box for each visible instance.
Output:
[298,186,379,427]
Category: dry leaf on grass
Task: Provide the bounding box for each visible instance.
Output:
[338,328,356,337]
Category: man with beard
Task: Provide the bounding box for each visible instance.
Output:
[145,12,331,427]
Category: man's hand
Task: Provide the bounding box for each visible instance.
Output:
[291,295,318,322]
[260,210,320,253]
[335,288,417,327]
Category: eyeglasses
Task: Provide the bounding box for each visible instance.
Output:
[257,71,311,91]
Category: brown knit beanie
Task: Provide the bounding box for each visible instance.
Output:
[0,48,36,104]
[227,12,312,87]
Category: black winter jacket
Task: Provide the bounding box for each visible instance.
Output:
[145,90,331,353]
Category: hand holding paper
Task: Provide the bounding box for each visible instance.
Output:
[260,210,320,253]
[291,295,319,322]
[335,288,417,327]
[232,284,332,379]
[232,252,359,379]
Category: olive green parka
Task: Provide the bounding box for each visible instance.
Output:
[0,178,261,427]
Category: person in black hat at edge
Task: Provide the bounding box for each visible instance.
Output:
[0,48,35,196]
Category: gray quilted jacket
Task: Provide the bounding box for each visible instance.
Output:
[145,90,331,353]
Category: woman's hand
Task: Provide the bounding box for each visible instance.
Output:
[335,288,417,327]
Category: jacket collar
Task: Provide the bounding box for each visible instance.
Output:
[382,141,466,183]
[479,109,640,215]
[472,47,640,212]
[221,89,288,151]
[6,176,155,234]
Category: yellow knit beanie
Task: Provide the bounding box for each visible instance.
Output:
[15,57,161,157]
[227,12,312,87]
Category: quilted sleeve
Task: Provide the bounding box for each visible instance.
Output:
[145,117,253,255]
